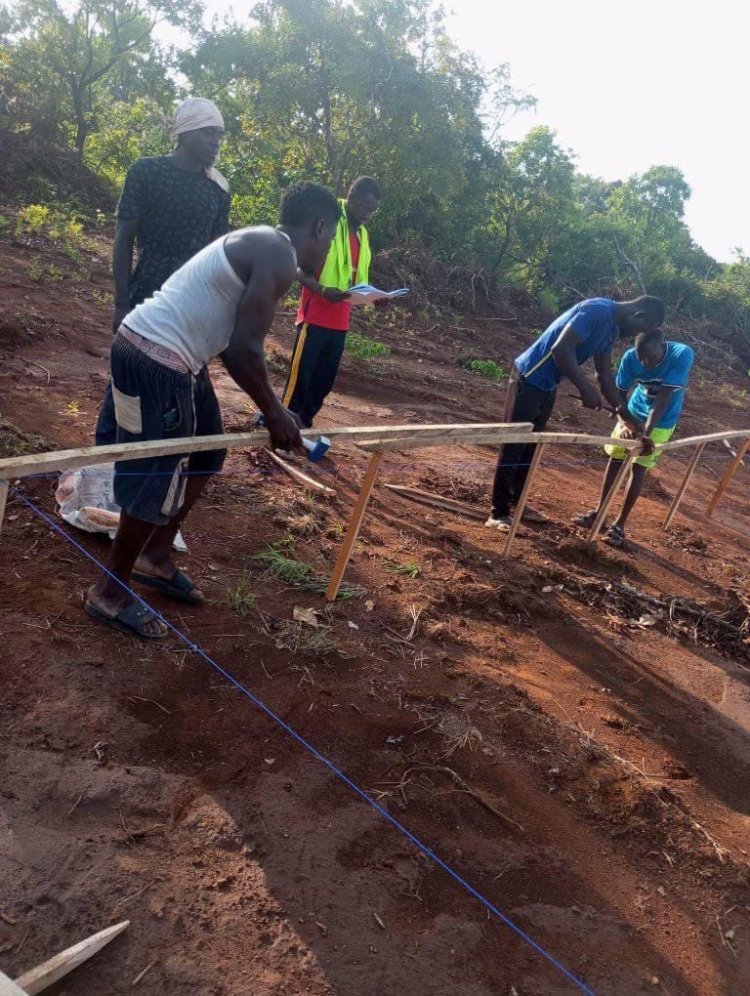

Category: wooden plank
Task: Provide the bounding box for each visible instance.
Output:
[706,437,750,518]
[501,443,547,559]
[262,448,336,496]
[0,423,534,480]
[13,920,129,994]
[0,479,8,535]
[356,432,534,451]
[355,430,643,453]
[502,367,520,422]
[587,454,636,541]
[384,485,486,521]
[659,428,750,452]
[0,970,27,995]
[325,451,383,602]
[662,442,706,529]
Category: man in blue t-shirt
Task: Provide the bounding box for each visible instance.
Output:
[488,295,665,530]
[573,329,694,547]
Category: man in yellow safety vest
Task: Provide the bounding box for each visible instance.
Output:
[280,176,381,427]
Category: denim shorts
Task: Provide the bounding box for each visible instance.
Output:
[111,335,226,525]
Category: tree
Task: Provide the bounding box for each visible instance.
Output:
[481,127,576,289]
[182,0,530,249]
[6,0,200,152]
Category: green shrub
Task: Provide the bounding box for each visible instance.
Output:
[16,204,51,235]
[16,203,84,244]
[346,331,390,360]
[464,358,506,381]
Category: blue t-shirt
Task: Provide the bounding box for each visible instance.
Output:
[515,298,618,392]
[617,342,694,429]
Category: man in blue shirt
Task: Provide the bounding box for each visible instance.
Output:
[488,296,665,530]
[573,330,694,547]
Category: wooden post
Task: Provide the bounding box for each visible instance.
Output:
[12,921,129,995]
[262,448,336,496]
[0,970,28,995]
[501,442,547,559]
[662,442,705,529]
[588,454,636,542]
[0,480,8,535]
[325,451,383,602]
[706,437,750,518]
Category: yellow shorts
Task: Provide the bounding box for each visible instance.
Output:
[604,422,675,470]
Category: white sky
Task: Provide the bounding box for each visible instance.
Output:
[444,0,748,263]
[182,1,746,261]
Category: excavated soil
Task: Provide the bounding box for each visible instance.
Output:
[1,220,749,995]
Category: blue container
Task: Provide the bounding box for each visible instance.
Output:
[302,435,331,463]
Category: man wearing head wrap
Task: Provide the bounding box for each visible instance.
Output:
[94,96,231,447]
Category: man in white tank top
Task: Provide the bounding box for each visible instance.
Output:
[85,182,342,639]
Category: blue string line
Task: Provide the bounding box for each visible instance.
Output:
[10,485,594,995]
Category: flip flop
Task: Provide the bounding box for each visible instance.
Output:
[572,509,598,528]
[85,599,167,640]
[131,567,203,604]
[603,524,626,548]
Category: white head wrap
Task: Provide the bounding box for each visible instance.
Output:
[170,97,225,140]
[167,97,230,193]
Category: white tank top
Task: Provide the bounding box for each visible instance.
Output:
[124,233,251,374]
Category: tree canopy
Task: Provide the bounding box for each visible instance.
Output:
[1,0,749,345]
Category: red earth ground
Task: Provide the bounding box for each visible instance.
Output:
[1,220,749,995]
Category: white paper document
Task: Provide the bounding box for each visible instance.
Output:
[348,283,409,306]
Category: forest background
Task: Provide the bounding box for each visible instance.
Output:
[2,0,749,350]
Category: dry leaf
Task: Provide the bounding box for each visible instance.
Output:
[636,614,658,628]
[293,605,319,628]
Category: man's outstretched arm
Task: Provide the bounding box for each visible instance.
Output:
[112,217,139,332]
[643,387,675,436]
[222,261,302,452]
[551,325,602,409]
[297,267,351,303]
[594,351,621,410]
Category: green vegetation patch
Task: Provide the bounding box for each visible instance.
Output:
[463,358,506,382]
[346,331,390,361]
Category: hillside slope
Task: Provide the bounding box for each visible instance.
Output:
[1,218,749,995]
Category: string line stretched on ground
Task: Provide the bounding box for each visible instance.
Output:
[9,486,595,996]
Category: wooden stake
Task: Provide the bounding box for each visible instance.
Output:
[663,442,706,529]
[325,451,383,602]
[0,480,8,535]
[0,970,28,995]
[12,921,129,994]
[384,485,486,521]
[588,454,636,541]
[502,368,520,422]
[501,443,546,559]
[262,448,336,496]
[706,437,750,518]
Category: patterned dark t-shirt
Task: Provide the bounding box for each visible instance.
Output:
[116,156,231,307]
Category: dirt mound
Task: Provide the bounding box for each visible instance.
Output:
[0,129,115,212]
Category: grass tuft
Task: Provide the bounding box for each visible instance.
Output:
[463,358,506,381]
